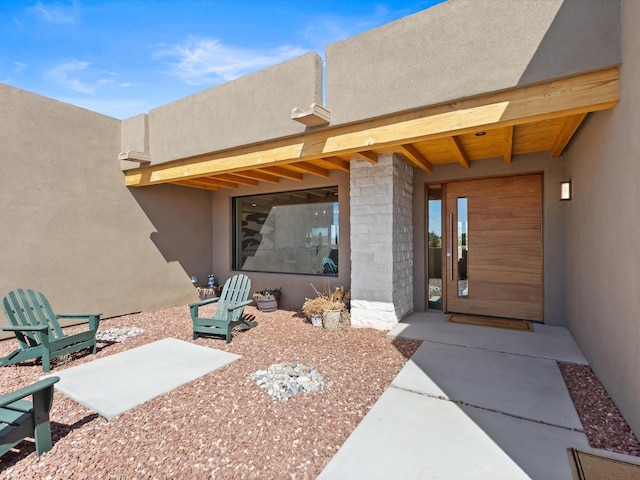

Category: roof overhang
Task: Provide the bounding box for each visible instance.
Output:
[124,67,619,191]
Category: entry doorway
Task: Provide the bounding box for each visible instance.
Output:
[428,174,543,321]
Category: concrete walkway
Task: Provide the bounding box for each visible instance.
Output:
[319,312,640,479]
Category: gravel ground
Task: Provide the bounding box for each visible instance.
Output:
[1,305,638,478]
[0,305,420,479]
[558,362,640,456]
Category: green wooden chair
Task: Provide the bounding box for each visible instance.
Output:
[0,376,60,457]
[1,289,101,372]
[190,274,257,342]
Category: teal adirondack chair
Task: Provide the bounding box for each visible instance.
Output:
[0,376,59,457]
[190,274,257,342]
[1,289,101,372]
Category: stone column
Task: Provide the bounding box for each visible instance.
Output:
[350,153,413,330]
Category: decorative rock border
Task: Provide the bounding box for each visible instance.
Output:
[251,362,325,401]
[96,327,144,343]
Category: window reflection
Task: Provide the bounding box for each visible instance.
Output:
[428,185,443,309]
[457,197,468,297]
[233,187,339,275]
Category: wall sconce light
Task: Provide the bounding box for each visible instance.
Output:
[560,180,572,201]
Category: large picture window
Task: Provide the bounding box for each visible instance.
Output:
[233,187,339,275]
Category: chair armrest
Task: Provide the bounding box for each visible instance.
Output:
[227,299,255,311]
[56,313,102,319]
[2,325,49,332]
[57,313,101,330]
[189,297,220,308]
[0,377,59,408]
[189,296,221,318]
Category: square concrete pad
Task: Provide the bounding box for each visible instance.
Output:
[43,338,240,420]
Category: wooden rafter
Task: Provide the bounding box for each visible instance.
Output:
[449,136,470,169]
[398,144,433,173]
[216,173,258,186]
[232,170,280,184]
[354,151,378,164]
[174,179,219,191]
[550,113,588,158]
[503,126,514,164]
[260,166,303,181]
[125,67,619,187]
[286,161,329,177]
[319,156,350,172]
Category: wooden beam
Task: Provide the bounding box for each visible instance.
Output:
[503,125,514,164]
[232,170,280,184]
[260,166,303,181]
[173,179,219,191]
[448,136,470,169]
[216,174,259,186]
[320,156,350,172]
[550,113,588,158]
[125,67,619,187]
[354,151,378,163]
[197,177,238,189]
[398,144,433,173]
[286,161,329,177]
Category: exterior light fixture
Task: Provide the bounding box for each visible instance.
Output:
[560,180,572,201]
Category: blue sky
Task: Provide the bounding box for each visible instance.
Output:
[1,0,443,119]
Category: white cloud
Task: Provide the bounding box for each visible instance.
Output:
[154,37,308,86]
[1,61,28,84]
[56,95,151,120]
[45,60,116,94]
[28,1,79,25]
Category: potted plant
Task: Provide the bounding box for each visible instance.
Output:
[302,284,345,330]
[253,287,281,312]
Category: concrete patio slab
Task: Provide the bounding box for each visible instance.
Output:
[319,314,619,479]
[42,338,240,420]
[393,341,583,429]
[318,387,530,480]
[460,403,590,480]
[388,312,588,365]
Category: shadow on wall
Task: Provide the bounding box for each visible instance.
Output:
[517,0,620,86]
[128,183,214,283]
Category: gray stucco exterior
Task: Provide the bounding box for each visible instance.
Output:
[3,0,640,437]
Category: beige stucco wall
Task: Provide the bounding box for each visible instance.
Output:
[0,84,208,337]
[209,170,350,311]
[148,52,322,164]
[563,0,640,436]
[412,153,567,326]
[326,0,621,125]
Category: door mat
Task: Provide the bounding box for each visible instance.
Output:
[446,314,533,332]
[568,449,640,480]
[43,338,240,420]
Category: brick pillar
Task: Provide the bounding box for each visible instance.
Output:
[350,153,413,330]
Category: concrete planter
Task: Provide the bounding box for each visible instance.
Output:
[322,309,341,331]
[309,314,323,327]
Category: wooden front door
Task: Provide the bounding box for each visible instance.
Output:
[444,174,543,321]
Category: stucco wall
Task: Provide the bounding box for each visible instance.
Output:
[0,84,208,336]
[326,0,621,125]
[412,153,567,326]
[209,170,350,311]
[564,0,640,436]
[148,52,322,164]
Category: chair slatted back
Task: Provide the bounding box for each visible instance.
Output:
[215,274,251,323]
[2,289,65,342]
